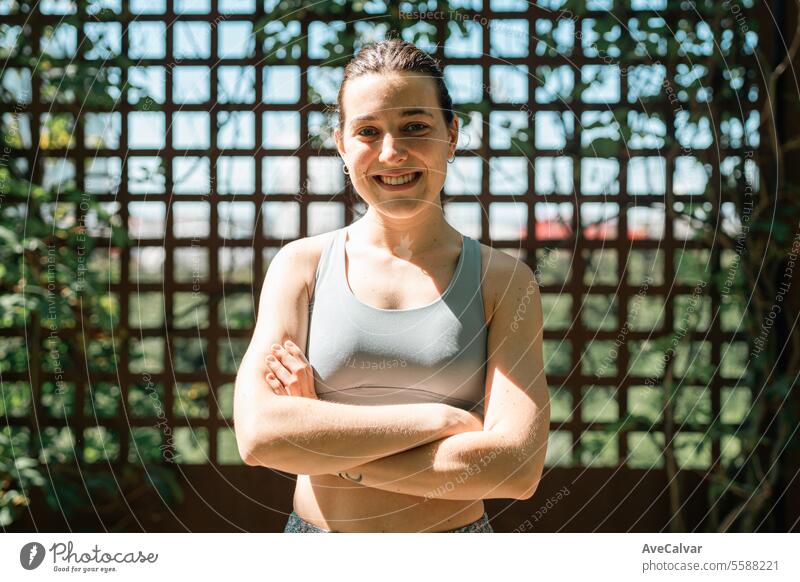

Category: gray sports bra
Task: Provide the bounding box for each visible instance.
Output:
[305,223,488,415]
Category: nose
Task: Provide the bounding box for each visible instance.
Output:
[378,132,408,163]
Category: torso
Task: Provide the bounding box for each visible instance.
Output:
[291,224,501,532]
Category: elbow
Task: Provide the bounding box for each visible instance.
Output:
[234,403,287,467]
[232,368,304,467]
[505,452,545,501]
[512,476,541,500]
[241,451,260,467]
[237,428,283,467]
[233,408,264,466]
[238,436,262,467]
[235,426,265,467]
[490,472,539,501]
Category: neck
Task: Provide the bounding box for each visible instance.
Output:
[351,205,459,256]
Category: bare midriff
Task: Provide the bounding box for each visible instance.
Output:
[292,474,485,532]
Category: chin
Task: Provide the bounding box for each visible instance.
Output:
[370,193,441,216]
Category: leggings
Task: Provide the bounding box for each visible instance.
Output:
[283,511,494,533]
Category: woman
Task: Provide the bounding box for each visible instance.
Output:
[234,38,550,533]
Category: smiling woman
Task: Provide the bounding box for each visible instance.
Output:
[233,36,550,533]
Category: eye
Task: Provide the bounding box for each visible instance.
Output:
[357,124,428,137]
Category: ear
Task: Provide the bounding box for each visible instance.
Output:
[448,114,459,159]
[335,127,345,157]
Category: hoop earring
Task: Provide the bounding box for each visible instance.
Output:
[447,154,456,164]
[342,165,350,175]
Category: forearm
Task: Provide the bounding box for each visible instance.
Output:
[244,396,465,475]
[337,430,532,501]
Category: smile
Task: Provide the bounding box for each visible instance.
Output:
[372,172,423,189]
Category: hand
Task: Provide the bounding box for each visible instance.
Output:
[264,340,318,399]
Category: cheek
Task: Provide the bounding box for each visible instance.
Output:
[352,146,374,163]
[346,152,369,177]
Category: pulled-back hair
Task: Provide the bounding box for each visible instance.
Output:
[335,36,455,134]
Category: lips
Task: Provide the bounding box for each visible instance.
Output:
[378,172,418,184]
[371,171,423,189]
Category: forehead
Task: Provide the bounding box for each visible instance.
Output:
[342,72,440,125]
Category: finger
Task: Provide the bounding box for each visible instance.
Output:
[282,341,316,399]
[268,349,306,397]
[266,353,293,387]
[266,374,282,395]
[265,373,286,395]
[281,340,307,361]
[271,343,304,373]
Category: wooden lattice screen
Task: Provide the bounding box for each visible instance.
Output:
[0,0,761,491]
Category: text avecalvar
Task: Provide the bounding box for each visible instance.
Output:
[642,543,702,554]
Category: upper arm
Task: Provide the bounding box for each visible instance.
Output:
[240,237,315,369]
[481,251,551,489]
[233,237,319,451]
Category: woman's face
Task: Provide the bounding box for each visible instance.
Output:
[335,71,458,218]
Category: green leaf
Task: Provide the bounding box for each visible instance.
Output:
[0,225,19,249]
[14,457,38,470]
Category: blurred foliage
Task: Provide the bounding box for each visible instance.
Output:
[0,430,45,526]
[0,426,182,530]
[0,0,178,529]
[541,0,798,533]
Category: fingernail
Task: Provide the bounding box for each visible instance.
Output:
[267,355,276,362]
[285,340,294,347]
[271,344,281,350]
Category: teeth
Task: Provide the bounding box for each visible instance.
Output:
[378,172,418,185]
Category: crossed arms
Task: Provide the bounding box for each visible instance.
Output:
[233,238,550,501]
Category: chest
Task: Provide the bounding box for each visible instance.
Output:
[344,249,450,308]
[342,244,495,323]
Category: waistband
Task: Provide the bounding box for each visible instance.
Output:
[283,511,493,533]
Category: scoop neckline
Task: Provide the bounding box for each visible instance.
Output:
[339,226,467,313]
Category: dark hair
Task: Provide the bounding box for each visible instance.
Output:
[335,36,455,135]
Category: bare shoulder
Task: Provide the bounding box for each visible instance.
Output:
[476,242,538,325]
[269,229,338,301]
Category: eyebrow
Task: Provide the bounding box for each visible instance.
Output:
[350,109,436,124]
